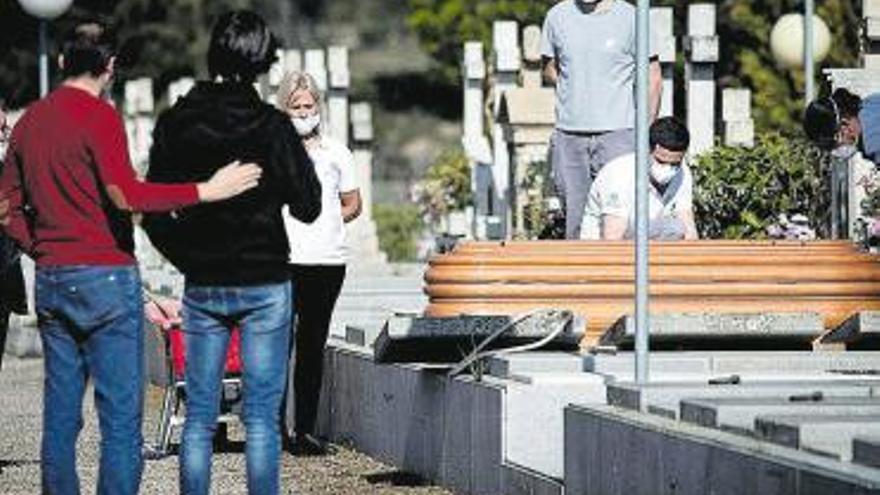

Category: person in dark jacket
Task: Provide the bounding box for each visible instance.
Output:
[142,10,321,495]
[0,98,27,370]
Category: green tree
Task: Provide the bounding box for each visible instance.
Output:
[407,0,547,82]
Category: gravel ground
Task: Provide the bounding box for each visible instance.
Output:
[0,357,452,495]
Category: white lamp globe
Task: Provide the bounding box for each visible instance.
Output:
[770,13,832,69]
[17,0,73,20]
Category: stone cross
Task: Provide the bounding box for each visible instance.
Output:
[521,25,543,90]
[327,46,351,146]
[347,102,390,272]
[350,102,374,221]
[304,49,329,92]
[651,7,676,117]
[462,42,495,239]
[283,49,303,74]
[864,0,880,68]
[491,20,521,238]
[123,78,155,174]
[722,88,755,148]
[685,4,719,156]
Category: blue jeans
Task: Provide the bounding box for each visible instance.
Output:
[179,282,292,495]
[35,265,144,495]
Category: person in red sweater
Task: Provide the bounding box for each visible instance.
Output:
[0,20,261,495]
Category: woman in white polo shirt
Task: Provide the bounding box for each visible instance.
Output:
[276,71,361,454]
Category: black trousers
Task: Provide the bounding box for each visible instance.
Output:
[289,264,346,434]
[0,308,8,370]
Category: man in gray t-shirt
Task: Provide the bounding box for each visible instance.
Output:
[542,0,662,239]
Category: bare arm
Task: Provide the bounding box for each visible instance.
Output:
[340,189,362,223]
[601,214,628,240]
[542,56,559,85]
[649,59,663,122]
[679,209,698,240]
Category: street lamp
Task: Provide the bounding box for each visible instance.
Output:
[17,0,74,97]
[769,10,832,103]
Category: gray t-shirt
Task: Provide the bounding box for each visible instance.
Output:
[541,0,647,133]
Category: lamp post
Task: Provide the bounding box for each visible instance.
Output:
[17,0,73,97]
[769,10,831,104]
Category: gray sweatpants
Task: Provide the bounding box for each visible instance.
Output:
[550,128,635,239]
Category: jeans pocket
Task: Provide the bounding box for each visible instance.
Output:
[69,273,134,327]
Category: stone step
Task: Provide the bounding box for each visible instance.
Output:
[607,380,880,418]
[755,414,880,461]
[680,396,880,434]
[585,351,880,377]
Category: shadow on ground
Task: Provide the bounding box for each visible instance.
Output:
[363,470,430,487]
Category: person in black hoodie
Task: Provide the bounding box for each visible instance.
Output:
[0,98,27,371]
[142,11,321,495]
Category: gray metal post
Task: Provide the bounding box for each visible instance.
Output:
[804,0,815,103]
[635,0,651,384]
[39,20,49,97]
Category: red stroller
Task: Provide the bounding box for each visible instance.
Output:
[143,296,244,458]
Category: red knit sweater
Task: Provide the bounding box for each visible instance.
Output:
[0,85,199,266]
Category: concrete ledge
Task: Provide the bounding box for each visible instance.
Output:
[754,414,880,461]
[854,436,880,469]
[501,463,563,495]
[585,351,880,378]
[486,352,584,379]
[600,313,823,350]
[680,396,880,434]
[319,343,505,494]
[564,404,880,494]
[607,380,880,417]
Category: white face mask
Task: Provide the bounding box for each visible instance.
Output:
[291,114,320,137]
[650,161,678,186]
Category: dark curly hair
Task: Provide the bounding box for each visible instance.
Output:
[649,116,690,152]
[207,10,280,84]
[60,19,117,78]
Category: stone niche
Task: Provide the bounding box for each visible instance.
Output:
[496,88,555,235]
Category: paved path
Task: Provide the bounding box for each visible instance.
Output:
[0,358,448,494]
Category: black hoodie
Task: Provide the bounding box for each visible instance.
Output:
[143,82,321,285]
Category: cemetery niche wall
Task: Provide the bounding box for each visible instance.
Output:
[462,4,757,241]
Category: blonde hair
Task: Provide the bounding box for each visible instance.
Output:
[276,71,322,116]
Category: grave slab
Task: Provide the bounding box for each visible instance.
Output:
[599,312,823,350]
[565,404,880,494]
[680,396,880,434]
[755,414,880,461]
[608,380,880,418]
[374,313,582,364]
[585,351,880,377]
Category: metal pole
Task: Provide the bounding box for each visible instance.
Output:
[39,20,49,97]
[804,0,815,103]
[634,0,651,384]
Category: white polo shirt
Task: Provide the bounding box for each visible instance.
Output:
[284,136,358,265]
[581,152,693,240]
